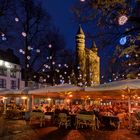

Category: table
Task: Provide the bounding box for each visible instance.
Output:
[101,116,119,130]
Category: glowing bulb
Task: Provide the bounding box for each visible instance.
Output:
[36,49,40,53]
[2,36,6,41]
[15,17,19,22]
[48,44,52,48]
[125,54,129,58]
[22,32,26,37]
[58,64,61,67]
[120,36,127,45]
[27,56,31,60]
[118,15,128,25]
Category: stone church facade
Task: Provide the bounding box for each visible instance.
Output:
[75,26,100,86]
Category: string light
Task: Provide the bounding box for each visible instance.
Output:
[36,49,40,53]
[118,15,128,25]
[27,56,31,60]
[125,54,129,58]
[48,44,52,48]
[15,17,19,22]
[58,64,61,67]
[52,61,55,65]
[22,32,27,37]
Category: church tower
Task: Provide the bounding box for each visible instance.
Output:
[75,25,86,85]
[89,41,100,85]
[75,26,100,86]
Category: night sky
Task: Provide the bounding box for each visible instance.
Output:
[42,0,77,51]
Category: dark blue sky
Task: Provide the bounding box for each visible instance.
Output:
[42,0,77,51]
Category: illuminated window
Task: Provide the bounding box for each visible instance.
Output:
[0,79,6,88]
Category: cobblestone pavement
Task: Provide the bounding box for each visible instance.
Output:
[0,119,140,140]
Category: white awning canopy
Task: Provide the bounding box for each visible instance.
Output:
[85,79,140,91]
[28,83,84,94]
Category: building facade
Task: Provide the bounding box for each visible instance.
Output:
[0,49,24,90]
[75,26,100,86]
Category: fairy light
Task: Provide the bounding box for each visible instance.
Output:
[27,64,29,68]
[27,56,31,60]
[28,46,33,50]
[48,44,52,48]
[58,64,61,67]
[22,32,27,37]
[52,61,55,65]
[36,49,40,53]
[118,15,128,25]
[15,17,19,22]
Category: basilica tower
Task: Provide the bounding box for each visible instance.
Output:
[75,25,86,85]
[75,26,100,86]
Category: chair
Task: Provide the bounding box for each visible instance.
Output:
[58,113,71,129]
[29,112,45,127]
[86,114,97,130]
[76,114,97,130]
[131,115,140,132]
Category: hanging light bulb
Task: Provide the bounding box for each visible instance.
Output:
[58,64,61,67]
[22,32,27,37]
[36,49,40,53]
[48,44,52,48]
[27,56,31,60]
[28,46,32,50]
[15,17,19,22]
[118,15,128,25]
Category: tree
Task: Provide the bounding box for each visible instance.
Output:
[72,0,140,82]
[0,0,68,86]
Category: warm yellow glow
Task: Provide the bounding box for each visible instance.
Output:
[21,96,27,99]
[47,98,51,101]
[3,97,7,100]
[69,94,73,97]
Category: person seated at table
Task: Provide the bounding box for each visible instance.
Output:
[60,106,69,115]
[32,106,42,112]
[78,105,93,115]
